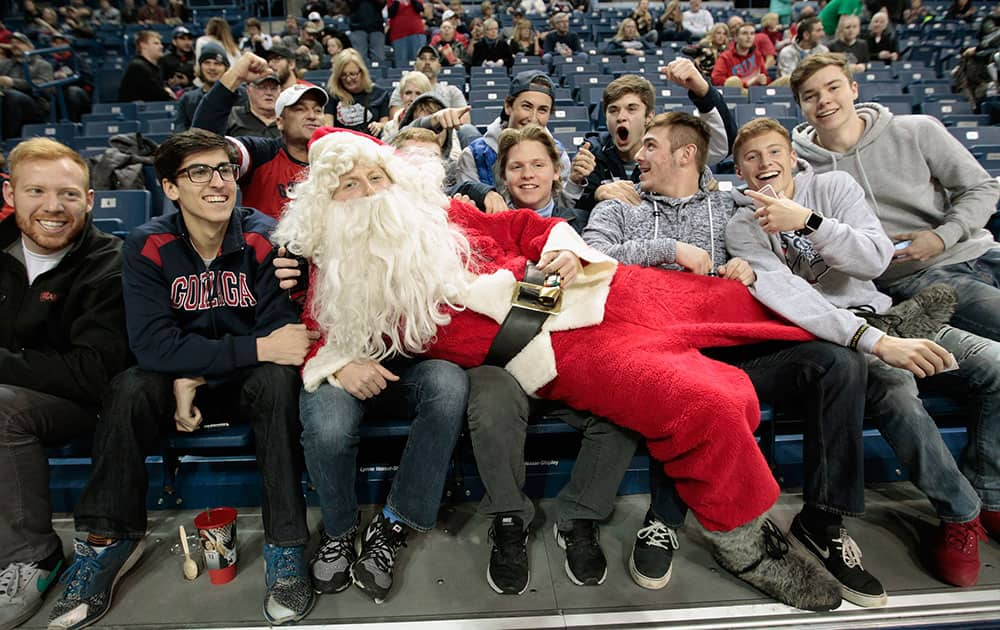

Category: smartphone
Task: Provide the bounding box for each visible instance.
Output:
[752,184,779,209]
[893,240,912,250]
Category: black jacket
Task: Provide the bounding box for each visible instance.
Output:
[0,215,131,407]
[119,55,173,102]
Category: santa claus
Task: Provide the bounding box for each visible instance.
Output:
[273,128,841,611]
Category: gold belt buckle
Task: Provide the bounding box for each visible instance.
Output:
[512,281,562,314]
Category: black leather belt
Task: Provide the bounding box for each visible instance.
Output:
[484,261,562,367]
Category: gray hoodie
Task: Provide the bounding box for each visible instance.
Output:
[583,169,734,270]
[726,160,893,354]
[791,102,999,285]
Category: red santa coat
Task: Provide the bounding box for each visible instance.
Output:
[303,200,813,531]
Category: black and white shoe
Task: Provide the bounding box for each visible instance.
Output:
[789,514,887,607]
[352,512,408,604]
[629,510,678,590]
[310,529,357,594]
[487,514,529,595]
[553,521,607,586]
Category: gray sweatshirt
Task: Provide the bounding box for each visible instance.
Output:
[583,169,734,270]
[725,161,893,354]
[791,102,999,285]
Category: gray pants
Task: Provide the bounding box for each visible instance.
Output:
[466,366,639,529]
[0,385,96,566]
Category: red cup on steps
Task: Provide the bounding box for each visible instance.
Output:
[194,507,238,584]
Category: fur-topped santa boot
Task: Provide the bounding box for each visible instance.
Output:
[857,283,958,339]
[702,515,842,611]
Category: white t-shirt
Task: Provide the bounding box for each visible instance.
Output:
[22,237,69,285]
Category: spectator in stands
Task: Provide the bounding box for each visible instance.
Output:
[264,45,301,91]
[946,0,976,22]
[381,70,433,141]
[240,18,274,56]
[0,138,129,630]
[756,13,788,61]
[388,45,467,117]
[466,16,485,51]
[790,54,1000,350]
[193,53,327,218]
[730,116,1000,589]
[31,7,61,39]
[771,0,793,25]
[518,0,546,15]
[283,21,324,70]
[429,19,469,66]
[682,23,730,77]
[0,32,53,139]
[174,44,230,131]
[629,0,658,42]
[954,4,1000,115]
[541,12,586,69]
[323,48,390,135]
[577,60,737,215]
[348,0,387,64]
[47,128,317,630]
[387,0,427,69]
[119,30,175,102]
[49,32,93,123]
[470,18,514,67]
[711,23,772,88]
[280,126,845,614]
[227,73,281,137]
[268,128,468,606]
[681,0,715,38]
[480,0,495,21]
[725,14,744,37]
[281,14,300,37]
[581,113,880,607]
[322,32,349,65]
[828,15,869,72]
[509,17,541,56]
[136,0,166,24]
[120,0,138,24]
[820,0,862,44]
[160,25,195,84]
[656,0,691,43]
[306,11,325,32]
[21,0,41,24]
[93,0,121,25]
[164,0,190,25]
[196,17,241,68]
[778,16,828,77]
[903,0,931,25]
[865,11,899,62]
[458,70,583,205]
[449,0,471,34]
[604,18,657,57]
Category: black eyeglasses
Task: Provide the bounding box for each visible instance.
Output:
[175,163,240,183]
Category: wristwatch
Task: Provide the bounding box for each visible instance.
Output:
[797,211,824,236]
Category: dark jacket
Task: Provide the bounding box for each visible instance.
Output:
[542,30,582,54]
[349,0,385,32]
[0,215,131,407]
[123,207,298,378]
[119,55,173,102]
[227,105,281,138]
[470,38,514,68]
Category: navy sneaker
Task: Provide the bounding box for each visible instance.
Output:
[47,539,144,630]
[263,544,315,625]
[629,510,679,590]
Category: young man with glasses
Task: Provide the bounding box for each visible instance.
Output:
[48,129,319,630]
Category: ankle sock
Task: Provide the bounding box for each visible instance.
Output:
[86,534,116,549]
[800,505,842,535]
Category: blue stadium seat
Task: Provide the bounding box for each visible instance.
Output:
[142,119,175,134]
[93,102,138,119]
[949,127,1000,149]
[92,189,151,238]
[84,120,141,137]
[941,114,991,128]
[748,85,793,103]
[858,83,905,101]
[21,122,79,144]
[735,103,793,126]
[922,100,973,119]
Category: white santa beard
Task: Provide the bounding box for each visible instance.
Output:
[308,187,471,361]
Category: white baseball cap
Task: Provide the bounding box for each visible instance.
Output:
[307,11,322,20]
[275,83,329,117]
[441,9,456,20]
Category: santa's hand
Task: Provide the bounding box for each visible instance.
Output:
[274,246,303,290]
[538,249,582,287]
[451,192,475,206]
[717,257,755,285]
[484,190,509,214]
[257,323,320,365]
[890,230,945,262]
[336,359,400,400]
[674,242,713,275]
[173,376,206,432]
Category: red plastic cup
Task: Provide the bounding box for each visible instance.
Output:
[193,507,238,585]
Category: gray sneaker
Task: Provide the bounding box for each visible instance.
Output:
[0,558,63,630]
[352,512,408,604]
[310,529,357,594]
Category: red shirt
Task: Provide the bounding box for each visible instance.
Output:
[230,137,309,219]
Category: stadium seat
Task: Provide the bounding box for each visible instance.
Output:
[949,127,1000,149]
[922,100,973,119]
[92,189,151,238]
[93,102,139,119]
[20,122,79,144]
[84,120,141,137]
[735,103,793,126]
[748,85,793,103]
[941,114,991,128]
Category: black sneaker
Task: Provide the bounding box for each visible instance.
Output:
[352,512,408,603]
[629,510,678,590]
[487,514,530,595]
[789,514,887,607]
[553,521,607,586]
[311,529,357,594]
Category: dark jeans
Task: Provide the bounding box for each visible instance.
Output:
[0,385,96,566]
[298,358,468,537]
[74,365,309,546]
[466,366,639,529]
[650,341,868,527]
[1,89,48,139]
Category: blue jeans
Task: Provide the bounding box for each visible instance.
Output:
[299,358,467,537]
[865,323,1000,519]
[349,29,386,64]
[651,341,868,527]
[392,33,426,69]
[881,247,1000,342]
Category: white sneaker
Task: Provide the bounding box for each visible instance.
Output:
[0,559,64,630]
